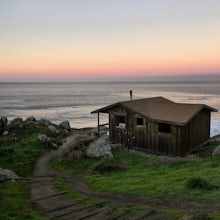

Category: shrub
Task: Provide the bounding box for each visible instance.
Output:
[91,158,121,174]
[193,212,212,220]
[186,177,218,190]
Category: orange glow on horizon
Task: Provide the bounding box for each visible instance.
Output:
[1,36,220,78]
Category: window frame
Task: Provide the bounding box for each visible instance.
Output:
[135,116,145,127]
[114,113,126,129]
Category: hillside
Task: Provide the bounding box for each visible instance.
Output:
[1,118,220,219]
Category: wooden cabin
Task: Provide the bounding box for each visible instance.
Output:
[92,97,218,156]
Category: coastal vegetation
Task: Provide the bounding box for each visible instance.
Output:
[1,120,220,219]
[52,147,220,203]
[0,122,66,220]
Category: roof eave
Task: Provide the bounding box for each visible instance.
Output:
[204,105,218,112]
[183,105,218,124]
[91,102,121,114]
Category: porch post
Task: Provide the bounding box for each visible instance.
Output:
[97,112,100,136]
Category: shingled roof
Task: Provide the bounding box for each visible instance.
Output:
[91,97,218,126]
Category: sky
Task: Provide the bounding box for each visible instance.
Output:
[0,0,220,81]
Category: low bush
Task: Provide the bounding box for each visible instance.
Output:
[193,212,212,220]
[186,177,218,190]
[91,157,122,174]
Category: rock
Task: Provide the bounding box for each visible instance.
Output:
[2,131,9,136]
[25,116,36,122]
[212,145,220,155]
[0,119,4,135]
[51,143,59,148]
[178,215,193,220]
[37,134,51,145]
[0,116,8,135]
[68,150,84,160]
[38,119,51,126]
[87,136,113,158]
[48,125,60,134]
[1,116,8,127]
[57,134,96,160]
[59,120,71,130]
[89,128,99,137]
[6,117,23,130]
[0,168,20,182]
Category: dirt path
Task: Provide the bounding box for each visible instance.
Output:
[30,152,157,220]
[29,151,220,220]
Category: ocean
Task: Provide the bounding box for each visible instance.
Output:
[0,82,220,136]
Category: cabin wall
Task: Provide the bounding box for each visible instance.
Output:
[109,107,211,156]
[184,109,210,151]
[109,106,180,155]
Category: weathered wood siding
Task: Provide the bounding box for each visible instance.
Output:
[109,106,211,156]
[180,109,211,154]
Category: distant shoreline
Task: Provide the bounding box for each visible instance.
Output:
[1,73,220,83]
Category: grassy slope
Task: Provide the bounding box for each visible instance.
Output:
[0,123,64,220]
[53,147,220,203]
[1,123,220,219]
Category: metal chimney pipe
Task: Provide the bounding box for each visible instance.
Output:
[130,90,133,100]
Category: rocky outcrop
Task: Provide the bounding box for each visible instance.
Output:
[57,134,113,159]
[0,168,20,182]
[59,120,71,131]
[48,124,60,134]
[6,117,23,131]
[212,145,220,155]
[87,136,113,158]
[38,119,51,126]
[57,134,96,160]
[0,116,8,135]
[2,117,72,135]
[25,116,36,122]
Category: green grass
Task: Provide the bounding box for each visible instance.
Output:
[0,123,66,220]
[52,147,220,203]
[0,181,47,220]
[0,123,64,176]
[1,123,220,219]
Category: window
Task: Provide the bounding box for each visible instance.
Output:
[116,115,126,128]
[158,123,171,134]
[136,117,144,126]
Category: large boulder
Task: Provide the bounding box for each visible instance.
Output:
[87,136,113,158]
[6,117,23,130]
[59,120,71,131]
[0,168,20,182]
[212,145,220,155]
[0,116,8,135]
[57,134,95,160]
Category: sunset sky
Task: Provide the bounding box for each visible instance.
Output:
[0,0,220,81]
